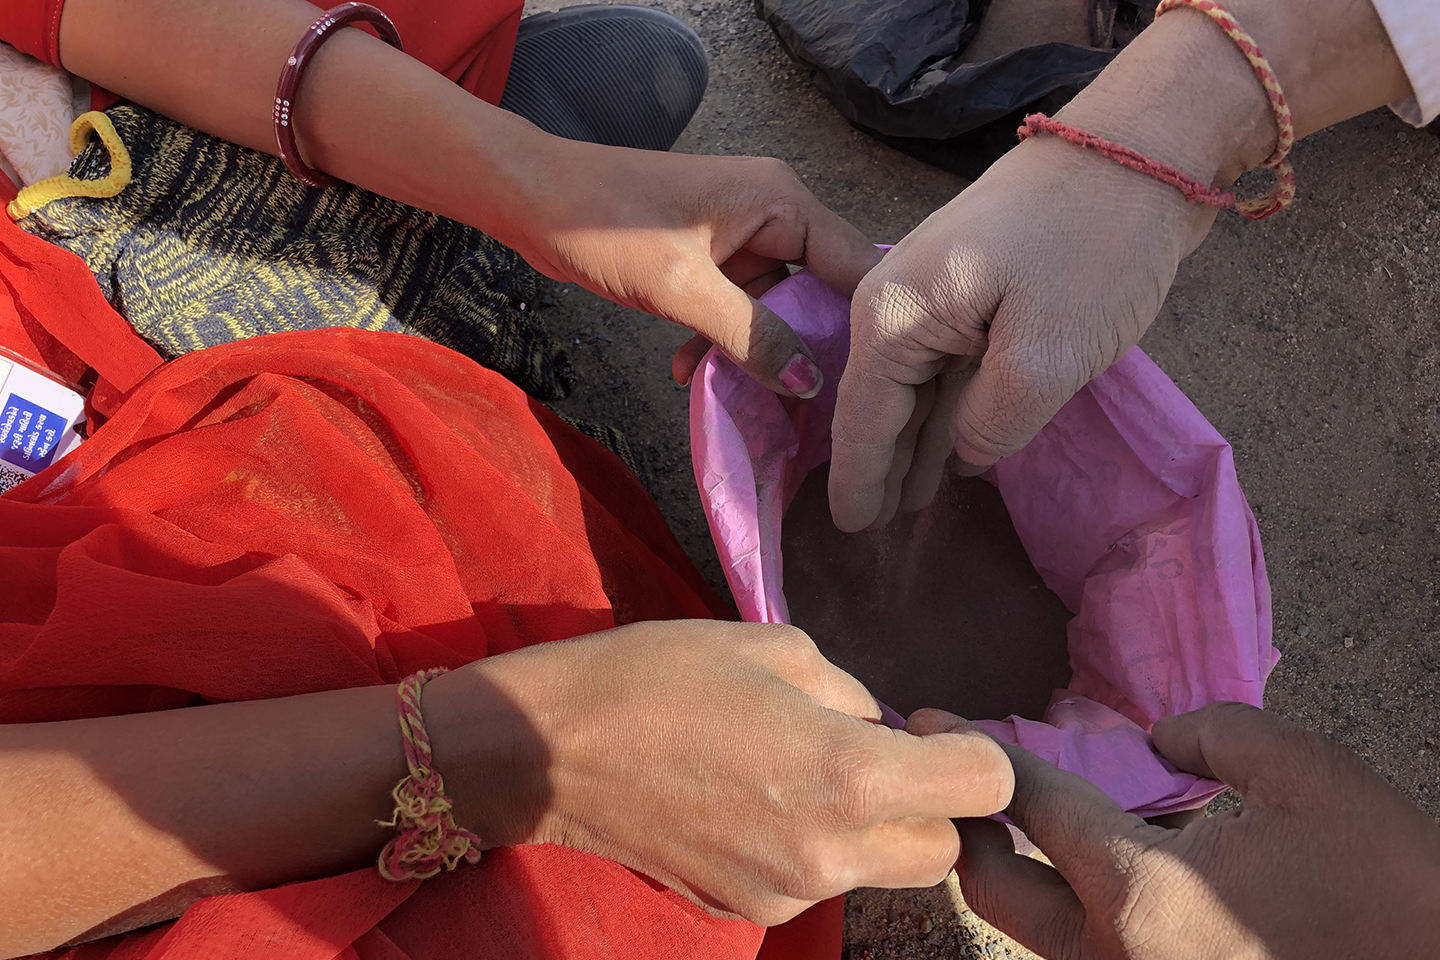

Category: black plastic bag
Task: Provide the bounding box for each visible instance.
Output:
[757,0,1152,179]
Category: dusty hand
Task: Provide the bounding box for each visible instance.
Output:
[436,621,1013,925]
[827,135,1209,529]
[825,0,1413,532]
[908,704,1440,959]
[508,141,882,399]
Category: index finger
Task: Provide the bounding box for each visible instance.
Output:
[791,201,884,297]
[829,365,919,532]
[850,722,1016,822]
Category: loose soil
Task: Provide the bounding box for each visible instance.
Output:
[783,464,1072,723]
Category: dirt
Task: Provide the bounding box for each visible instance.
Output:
[783,464,1072,722]
[526,1,1440,956]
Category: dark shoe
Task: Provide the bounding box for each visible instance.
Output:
[500,4,708,151]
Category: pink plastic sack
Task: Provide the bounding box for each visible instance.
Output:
[689,268,1278,816]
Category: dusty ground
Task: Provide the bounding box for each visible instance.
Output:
[527,1,1440,956]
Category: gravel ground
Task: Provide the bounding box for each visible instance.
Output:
[524,1,1440,956]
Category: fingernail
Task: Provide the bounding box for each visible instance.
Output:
[779,354,822,398]
[956,458,993,477]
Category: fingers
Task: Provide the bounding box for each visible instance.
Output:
[903,707,979,738]
[1151,701,1316,799]
[997,743,1167,902]
[956,817,1088,960]
[740,624,881,722]
[870,378,935,527]
[899,361,978,513]
[847,816,961,890]
[647,261,824,399]
[947,338,1090,469]
[719,247,792,298]
[829,366,919,532]
[853,721,1015,822]
[672,334,712,386]
[786,201,884,298]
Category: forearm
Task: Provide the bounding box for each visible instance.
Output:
[0,663,536,957]
[56,0,555,249]
[1055,0,1412,189]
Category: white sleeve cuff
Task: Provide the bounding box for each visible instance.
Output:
[1373,0,1440,126]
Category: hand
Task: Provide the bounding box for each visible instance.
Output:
[908,704,1440,959]
[58,0,881,400]
[825,0,1412,531]
[429,621,1013,925]
[508,142,883,399]
[827,134,1207,529]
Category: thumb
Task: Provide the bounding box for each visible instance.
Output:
[1151,701,1323,800]
[649,260,823,399]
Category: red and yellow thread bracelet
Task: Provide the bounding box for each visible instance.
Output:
[1018,0,1296,221]
[377,667,483,881]
[1155,0,1295,218]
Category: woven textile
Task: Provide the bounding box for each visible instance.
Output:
[16,105,573,400]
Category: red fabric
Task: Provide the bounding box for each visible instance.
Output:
[0,0,521,107]
[0,168,17,202]
[0,213,839,957]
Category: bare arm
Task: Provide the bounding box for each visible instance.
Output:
[0,621,1014,956]
[54,0,883,396]
[0,666,523,956]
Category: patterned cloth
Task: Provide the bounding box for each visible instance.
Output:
[16,104,574,401]
[0,42,85,188]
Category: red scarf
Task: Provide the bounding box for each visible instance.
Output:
[0,214,845,958]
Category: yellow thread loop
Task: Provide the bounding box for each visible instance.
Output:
[6,112,133,221]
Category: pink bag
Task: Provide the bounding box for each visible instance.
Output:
[689,268,1277,816]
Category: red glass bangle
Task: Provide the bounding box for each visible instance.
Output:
[274,2,402,188]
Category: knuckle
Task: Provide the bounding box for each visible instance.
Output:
[746,898,803,928]
[740,622,823,667]
[755,155,801,187]
[766,622,821,656]
[783,838,850,901]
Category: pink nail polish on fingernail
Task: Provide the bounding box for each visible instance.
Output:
[779,354,822,398]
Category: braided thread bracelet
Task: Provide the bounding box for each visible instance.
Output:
[274,2,403,188]
[1018,0,1296,221]
[377,668,483,881]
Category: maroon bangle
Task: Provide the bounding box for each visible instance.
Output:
[274,2,402,188]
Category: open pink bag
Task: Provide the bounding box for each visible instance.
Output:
[689,268,1278,816]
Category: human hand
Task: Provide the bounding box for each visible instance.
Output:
[908,704,1440,959]
[827,133,1210,529]
[504,140,882,399]
[825,0,1412,531]
[431,621,1013,925]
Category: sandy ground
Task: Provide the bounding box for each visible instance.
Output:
[525,1,1440,956]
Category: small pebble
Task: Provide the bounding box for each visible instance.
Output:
[919,916,932,935]
[1344,637,1356,649]
[1298,625,1310,637]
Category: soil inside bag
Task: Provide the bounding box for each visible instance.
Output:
[782,463,1072,722]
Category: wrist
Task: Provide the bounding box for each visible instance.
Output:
[1056,0,1410,192]
[1055,10,1273,190]
[415,658,552,849]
